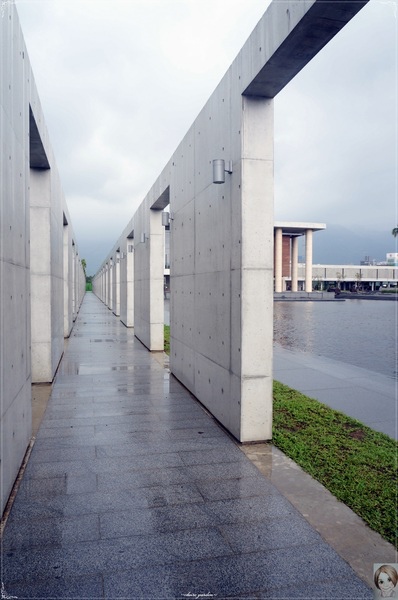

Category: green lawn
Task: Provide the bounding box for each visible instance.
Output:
[273,380,397,546]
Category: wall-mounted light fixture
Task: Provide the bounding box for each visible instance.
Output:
[212,159,232,184]
[162,211,174,226]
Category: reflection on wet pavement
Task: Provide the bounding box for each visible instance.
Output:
[1,294,382,599]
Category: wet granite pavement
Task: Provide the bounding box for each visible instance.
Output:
[1,294,374,599]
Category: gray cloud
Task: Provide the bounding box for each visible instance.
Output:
[274,0,396,233]
[16,0,397,274]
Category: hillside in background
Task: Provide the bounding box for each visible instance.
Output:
[311,224,396,265]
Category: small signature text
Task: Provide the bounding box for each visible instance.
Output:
[182,594,217,599]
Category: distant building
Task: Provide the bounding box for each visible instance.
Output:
[360,256,377,266]
[386,253,398,267]
[164,224,398,293]
[273,222,326,293]
[296,264,397,292]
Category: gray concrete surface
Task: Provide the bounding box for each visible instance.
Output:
[1,294,373,599]
[1,2,85,515]
[274,345,397,440]
[93,0,369,444]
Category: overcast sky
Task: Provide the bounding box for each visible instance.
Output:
[15,0,397,274]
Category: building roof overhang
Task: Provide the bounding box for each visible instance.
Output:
[274,221,326,236]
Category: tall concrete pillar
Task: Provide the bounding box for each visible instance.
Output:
[30,166,65,382]
[100,268,104,302]
[291,235,299,292]
[107,257,113,310]
[305,229,313,292]
[72,242,77,319]
[235,96,274,441]
[274,227,283,292]
[30,170,53,382]
[148,209,164,350]
[113,251,120,316]
[126,246,134,326]
[133,207,164,350]
[104,265,108,306]
[75,251,80,316]
[120,238,134,327]
[63,218,73,337]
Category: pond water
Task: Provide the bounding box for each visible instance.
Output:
[274,300,397,380]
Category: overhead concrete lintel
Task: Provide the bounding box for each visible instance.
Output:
[29,107,50,169]
[151,186,170,210]
[243,0,369,98]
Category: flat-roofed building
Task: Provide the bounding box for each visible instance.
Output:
[274,222,326,292]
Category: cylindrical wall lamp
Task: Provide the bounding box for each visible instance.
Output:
[162,211,174,226]
[212,159,233,184]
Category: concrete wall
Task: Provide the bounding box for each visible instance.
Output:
[0,3,85,515]
[167,93,275,442]
[93,0,369,442]
[0,4,31,517]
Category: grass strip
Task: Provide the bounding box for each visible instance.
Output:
[273,380,397,547]
[164,325,170,356]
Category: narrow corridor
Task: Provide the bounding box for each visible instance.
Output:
[1,294,372,599]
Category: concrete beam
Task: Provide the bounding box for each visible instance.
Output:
[29,108,50,169]
[243,0,369,98]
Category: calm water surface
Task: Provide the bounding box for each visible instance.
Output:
[273,300,397,380]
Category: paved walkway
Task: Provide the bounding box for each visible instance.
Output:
[274,345,397,440]
[0,294,380,599]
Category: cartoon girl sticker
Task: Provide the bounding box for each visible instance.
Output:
[374,565,398,598]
